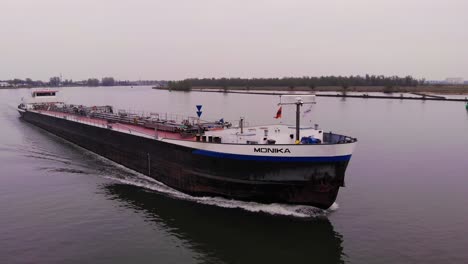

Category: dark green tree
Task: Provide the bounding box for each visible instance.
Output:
[87,78,100,86]
[49,77,61,87]
[179,75,421,89]
[168,80,191,91]
[101,77,115,86]
[25,78,34,86]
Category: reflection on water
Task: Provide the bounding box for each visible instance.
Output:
[104,183,345,264]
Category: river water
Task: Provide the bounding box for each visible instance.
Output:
[1,86,468,264]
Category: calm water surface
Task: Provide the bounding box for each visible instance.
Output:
[1,86,468,263]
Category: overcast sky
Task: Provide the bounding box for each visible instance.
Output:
[1,0,467,81]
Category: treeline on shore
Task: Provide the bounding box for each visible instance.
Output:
[167,75,425,91]
[3,75,441,93]
[0,76,162,88]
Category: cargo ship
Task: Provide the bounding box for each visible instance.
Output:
[18,89,357,209]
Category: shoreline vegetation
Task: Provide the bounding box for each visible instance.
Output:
[167,85,468,95]
[0,76,160,89]
[2,75,468,94]
[166,76,468,95]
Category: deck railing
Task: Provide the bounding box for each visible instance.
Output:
[323,132,357,144]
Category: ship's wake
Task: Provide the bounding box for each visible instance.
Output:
[99,162,338,218]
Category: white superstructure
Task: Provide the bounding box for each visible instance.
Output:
[205,124,323,145]
[22,89,61,105]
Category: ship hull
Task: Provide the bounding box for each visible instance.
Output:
[20,110,353,209]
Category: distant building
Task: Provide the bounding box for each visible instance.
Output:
[444,77,464,85]
[75,80,87,86]
[426,80,444,85]
[0,82,10,87]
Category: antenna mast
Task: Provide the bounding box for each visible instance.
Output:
[278,95,316,143]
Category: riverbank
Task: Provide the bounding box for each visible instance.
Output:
[178,85,468,95]
[0,85,141,90]
[174,88,468,102]
[4,84,468,95]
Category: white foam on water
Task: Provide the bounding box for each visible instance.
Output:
[328,202,339,211]
[101,163,337,218]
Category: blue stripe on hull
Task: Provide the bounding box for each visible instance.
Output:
[192,149,352,162]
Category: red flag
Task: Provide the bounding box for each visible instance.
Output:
[274,106,282,119]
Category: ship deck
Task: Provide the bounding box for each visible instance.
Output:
[36,110,196,141]
[33,109,354,145]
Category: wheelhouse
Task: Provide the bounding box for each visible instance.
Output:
[32,90,58,97]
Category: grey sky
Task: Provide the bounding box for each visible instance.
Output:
[1,0,467,81]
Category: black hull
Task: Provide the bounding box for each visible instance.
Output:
[20,110,350,209]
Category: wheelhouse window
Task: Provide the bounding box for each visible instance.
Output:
[33,92,56,97]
